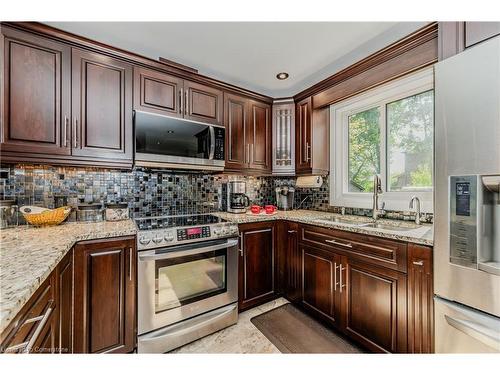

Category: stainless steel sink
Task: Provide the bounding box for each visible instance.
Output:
[360,222,420,231]
[314,217,367,225]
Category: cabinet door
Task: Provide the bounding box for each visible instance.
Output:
[184,80,223,125]
[57,250,73,354]
[224,93,248,170]
[285,222,302,303]
[1,27,71,156]
[301,245,342,327]
[239,223,275,311]
[343,257,407,353]
[72,49,133,161]
[248,100,272,172]
[407,244,434,353]
[133,66,183,118]
[295,97,312,173]
[73,237,136,353]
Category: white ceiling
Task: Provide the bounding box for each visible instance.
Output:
[46,22,427,98]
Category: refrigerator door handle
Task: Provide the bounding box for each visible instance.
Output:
[444,315,500,351]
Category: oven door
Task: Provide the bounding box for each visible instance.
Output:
[138,238,238,335]
[134,111,225,170]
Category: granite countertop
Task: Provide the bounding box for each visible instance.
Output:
[215,210,434,246]
[0,220,137,334]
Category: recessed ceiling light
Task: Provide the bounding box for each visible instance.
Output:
[276,72,289,80]
[167,130,174,134]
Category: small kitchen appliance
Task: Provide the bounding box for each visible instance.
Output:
[226,181,251,213]
[275,186,295,211]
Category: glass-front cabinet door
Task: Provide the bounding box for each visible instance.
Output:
[272,100,295,175]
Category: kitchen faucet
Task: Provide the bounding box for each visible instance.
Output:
[372,174,385,221]
[409,196,421,225]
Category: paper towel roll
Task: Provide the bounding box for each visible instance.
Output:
[296,175,323,188]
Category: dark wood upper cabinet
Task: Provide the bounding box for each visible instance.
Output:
[184,80,223,125]
[1,27,71,156]
[224,93,248,170]
[73,236,136,354]
[301,244,342,327]
[343,257,407,353]
[295,97,329,176]
[71,49,133,162]
[238,222,276,311]
[295,97,312,173]
[133,66,183,118]
[247,100,272,172]
[224,93,272,174]
[407,244,434,353]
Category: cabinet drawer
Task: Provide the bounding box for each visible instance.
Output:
[1,276,56,353]
[300,224,407,273]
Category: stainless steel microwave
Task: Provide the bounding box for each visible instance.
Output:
[134,111,225,171]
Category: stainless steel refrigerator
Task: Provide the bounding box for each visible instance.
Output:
[434,36,500,353]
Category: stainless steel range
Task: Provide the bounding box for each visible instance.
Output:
[135,214,239,353]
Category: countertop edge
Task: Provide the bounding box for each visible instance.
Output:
[0,223,137,335]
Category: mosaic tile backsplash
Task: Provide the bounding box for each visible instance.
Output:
[0,165,432,225]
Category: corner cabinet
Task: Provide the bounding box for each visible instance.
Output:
[73,236,136,354]
[238,222,276,311]
[295,97,329,175]
[272,101,295,175]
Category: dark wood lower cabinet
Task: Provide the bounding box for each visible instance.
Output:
[0,273,58,354]
[407,244,434,353]
[57,250,73,354]
[285,222,301,303]
[343,257,407,353]
[278,222,433,354]
[73,236,136,353]
[301,245,342,327]
[238,222,276,311]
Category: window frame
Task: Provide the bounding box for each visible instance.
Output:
[330,68,434,213]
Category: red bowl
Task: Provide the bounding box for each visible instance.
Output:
[250,205,262,214]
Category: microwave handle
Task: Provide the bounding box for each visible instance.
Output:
[208,126,215,160]
[138,239,238,262]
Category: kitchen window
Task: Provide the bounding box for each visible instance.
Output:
[330,68,434,212]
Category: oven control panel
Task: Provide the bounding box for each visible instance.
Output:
[177,226,211,241]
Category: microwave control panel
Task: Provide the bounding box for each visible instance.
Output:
[449,175,478,268]
[214,127,225,160]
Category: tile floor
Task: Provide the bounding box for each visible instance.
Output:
[171,298,289,353]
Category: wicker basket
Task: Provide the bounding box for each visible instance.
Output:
[21,206,72,226]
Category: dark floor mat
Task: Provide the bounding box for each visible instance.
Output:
[251,303,365,353]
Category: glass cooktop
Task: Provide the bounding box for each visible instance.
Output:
[135,214,227,231]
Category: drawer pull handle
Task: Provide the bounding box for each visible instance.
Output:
[287,230,297,233]
[5,304,53,353]
[412,260,424,266]
[325,239,352,248]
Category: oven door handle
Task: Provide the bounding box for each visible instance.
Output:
[138,303,237,344]
[208,126,215,160]
[138,239,239,262]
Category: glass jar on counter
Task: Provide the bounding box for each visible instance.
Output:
[77,203,104,222]
[0,200,18,229]
[105,203,129,222]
